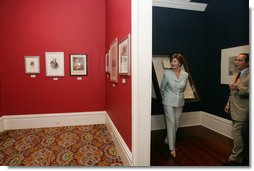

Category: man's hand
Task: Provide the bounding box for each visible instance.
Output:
[229,84,238,90]
[224,106,230,113]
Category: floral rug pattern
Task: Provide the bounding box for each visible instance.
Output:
[0,124,123,166]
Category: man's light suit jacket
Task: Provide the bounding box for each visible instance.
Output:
[226,69,249,121]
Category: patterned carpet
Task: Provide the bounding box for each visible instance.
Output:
[0,124,123,166]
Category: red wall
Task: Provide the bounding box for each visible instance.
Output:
[0,0,106,115]
[106,0,132,150]
[0,4,3,116]
[0,65,1,115]
[0,64,1,116]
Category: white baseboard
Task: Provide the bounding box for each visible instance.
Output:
[179,111,202,127]
[151,114,166,130]
[1,111,106,130]
[0,110,232,166]
[0,111,133,166]
[151,111,202,130]
[105,113,132,166]
[151,111,233,139]
[201,112,233,139]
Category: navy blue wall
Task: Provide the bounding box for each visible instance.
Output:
[152,0,249,119]
[153,7,206,112]
[204,0,249,118]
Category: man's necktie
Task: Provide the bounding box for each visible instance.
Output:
[234,72,240,83]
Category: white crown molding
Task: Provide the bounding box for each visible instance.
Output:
[153,0,207,12]
[168,0,191,2]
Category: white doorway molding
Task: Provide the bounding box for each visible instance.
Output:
[131,0,152,166]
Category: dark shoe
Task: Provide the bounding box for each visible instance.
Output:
[221,158,242,166]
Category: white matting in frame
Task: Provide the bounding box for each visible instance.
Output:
[221,45,249,84]
[25,56,40,74]
[110,38,118,83]
[45,52,65,77]
[119,34,130,75]
[105,53,109,73]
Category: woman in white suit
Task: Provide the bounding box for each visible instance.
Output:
[160,53,188,158]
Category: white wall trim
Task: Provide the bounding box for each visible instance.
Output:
[105,113,132,166]
[132,0,152,166]
[179,111,202,127]
[0,110,234,166]
[151,111,202,130]
[1,111,106,130]
[151,114,166,131]
[0,111,133,166]
[151,111,233,139]
[153,0,207,12]
[201,111,233,139]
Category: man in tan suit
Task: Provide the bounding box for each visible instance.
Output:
[222,53,249,166]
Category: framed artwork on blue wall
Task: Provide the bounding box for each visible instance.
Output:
[221,45,249,84]
[152,55,200,103]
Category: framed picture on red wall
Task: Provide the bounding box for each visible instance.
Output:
[45,52,65,77]
[110,38,118,83]
[105,53,109,73]
[119,34,130,75]
[24,56,40,74]
[70,54,87,76]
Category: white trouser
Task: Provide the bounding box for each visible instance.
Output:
[163,105,183,150]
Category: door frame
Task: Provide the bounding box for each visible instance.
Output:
[131,0,152,166]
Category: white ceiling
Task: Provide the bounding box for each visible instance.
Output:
[153,0,208,12]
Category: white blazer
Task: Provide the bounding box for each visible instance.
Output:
[160,69,188,107]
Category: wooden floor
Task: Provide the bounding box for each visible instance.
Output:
[151,126,234,166]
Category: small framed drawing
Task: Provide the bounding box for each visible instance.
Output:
[45,52,65,77]
[221,45,249,84]
[70,54,87,76]
[108,49,112,74]
[105,53,109,73]
[110,38,118,83]
[119,34,130,75]
[24,56,40,74]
